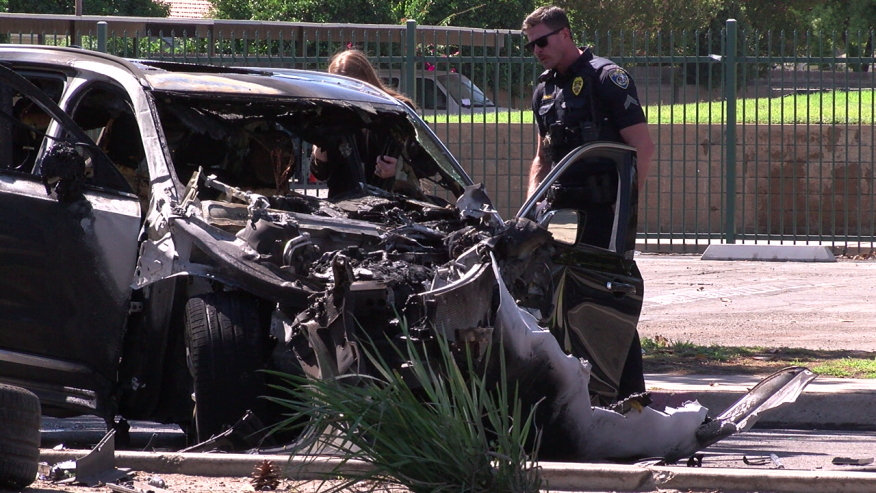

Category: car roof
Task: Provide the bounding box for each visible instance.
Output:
[0,44,146,76]
[0,45,406,109]
[137,62,401,107]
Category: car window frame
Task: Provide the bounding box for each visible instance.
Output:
[0,63,134,195]
[516,141,637,254]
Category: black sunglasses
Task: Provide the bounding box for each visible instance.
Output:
[525,27,565,51]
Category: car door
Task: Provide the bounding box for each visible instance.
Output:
[517,142,643,405]
[0,63,141,416]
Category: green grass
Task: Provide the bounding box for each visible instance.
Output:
[421,108,531,125]
[426,90,874,125]
[642,338,742,361]
[641,335,876,378]
[644,90,875,124]
[810,358,876,378]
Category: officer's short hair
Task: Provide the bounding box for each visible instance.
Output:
[522,6,571,33]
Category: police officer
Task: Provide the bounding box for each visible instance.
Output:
[523,6,654,402]
[523,6,653,198]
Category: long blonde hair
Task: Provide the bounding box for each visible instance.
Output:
[327,50,415,109]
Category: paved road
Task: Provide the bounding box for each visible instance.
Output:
[636,254,876,351]
[700,429,876,471]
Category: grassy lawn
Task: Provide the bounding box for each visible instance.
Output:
[645,89,875,124]
[424,90,874,125]
[642,335,876,378]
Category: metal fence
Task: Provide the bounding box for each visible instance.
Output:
[1,13,874,253]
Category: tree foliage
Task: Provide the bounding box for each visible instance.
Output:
[209,0,394,23]
[203,0,875,45]
[208,0,534,28]
[7,0,169,16]
[398,0,535,28]
[554,0,722,36]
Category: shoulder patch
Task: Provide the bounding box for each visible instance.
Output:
[608,68,630,89]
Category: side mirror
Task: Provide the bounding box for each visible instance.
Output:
[546,209,580,245]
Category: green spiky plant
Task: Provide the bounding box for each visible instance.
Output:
[264,324,543,493]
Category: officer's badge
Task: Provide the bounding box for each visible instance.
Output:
[609,68,630,89]
[571,76,584,96]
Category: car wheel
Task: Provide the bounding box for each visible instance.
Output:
[0,384,41,489]
[184,292,266,443]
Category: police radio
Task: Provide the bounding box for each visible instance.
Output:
[545,120,600,163]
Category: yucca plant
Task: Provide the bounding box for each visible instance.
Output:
[264,325,543,493]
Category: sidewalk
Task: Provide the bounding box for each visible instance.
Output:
[647,373,876,431]
[39,446,876,493]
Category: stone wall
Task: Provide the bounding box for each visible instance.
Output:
[432,123,876,238]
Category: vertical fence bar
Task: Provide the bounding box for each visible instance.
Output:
[842,30,851,246]
[681,29,693,250]
[724,19,738,244]
[404,20,416,99]
[96,22,107,53]
[868,29,875,247]
[739,28,749,242]
[653,28,662,250]
[762,30,772,240]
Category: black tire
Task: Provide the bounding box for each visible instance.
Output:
[184,291,267,443]
[0,384,41,489]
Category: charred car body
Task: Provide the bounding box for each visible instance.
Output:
[0,46,812,460]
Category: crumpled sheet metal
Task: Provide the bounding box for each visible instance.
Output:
[488,252,813,462]
[716,366,817,433]
[490,253,707,461]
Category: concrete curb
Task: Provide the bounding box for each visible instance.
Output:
[39,450,876,493]
[646,374,876,431]
[701,244,836,262]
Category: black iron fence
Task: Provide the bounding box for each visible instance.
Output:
[2,13,873,253]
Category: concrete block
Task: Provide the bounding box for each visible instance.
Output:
[701,244,836,262]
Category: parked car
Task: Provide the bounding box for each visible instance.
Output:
[0,45,812,461]
[378,69,513,115]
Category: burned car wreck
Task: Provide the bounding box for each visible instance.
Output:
[0,46,814,462]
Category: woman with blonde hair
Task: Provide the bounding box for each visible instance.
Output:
[311,49,417,197]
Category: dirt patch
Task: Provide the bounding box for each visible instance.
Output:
[5,473,409,493]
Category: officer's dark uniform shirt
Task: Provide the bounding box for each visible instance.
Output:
[532,47,646,165]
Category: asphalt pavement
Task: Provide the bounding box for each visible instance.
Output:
[635,252,876,350]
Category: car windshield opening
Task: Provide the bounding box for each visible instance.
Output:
[152,94,466,203]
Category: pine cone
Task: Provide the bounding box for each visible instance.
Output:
[251,459,281,491]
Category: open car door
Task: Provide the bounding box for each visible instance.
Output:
[0,63,141,416]
[517,142,643,405]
